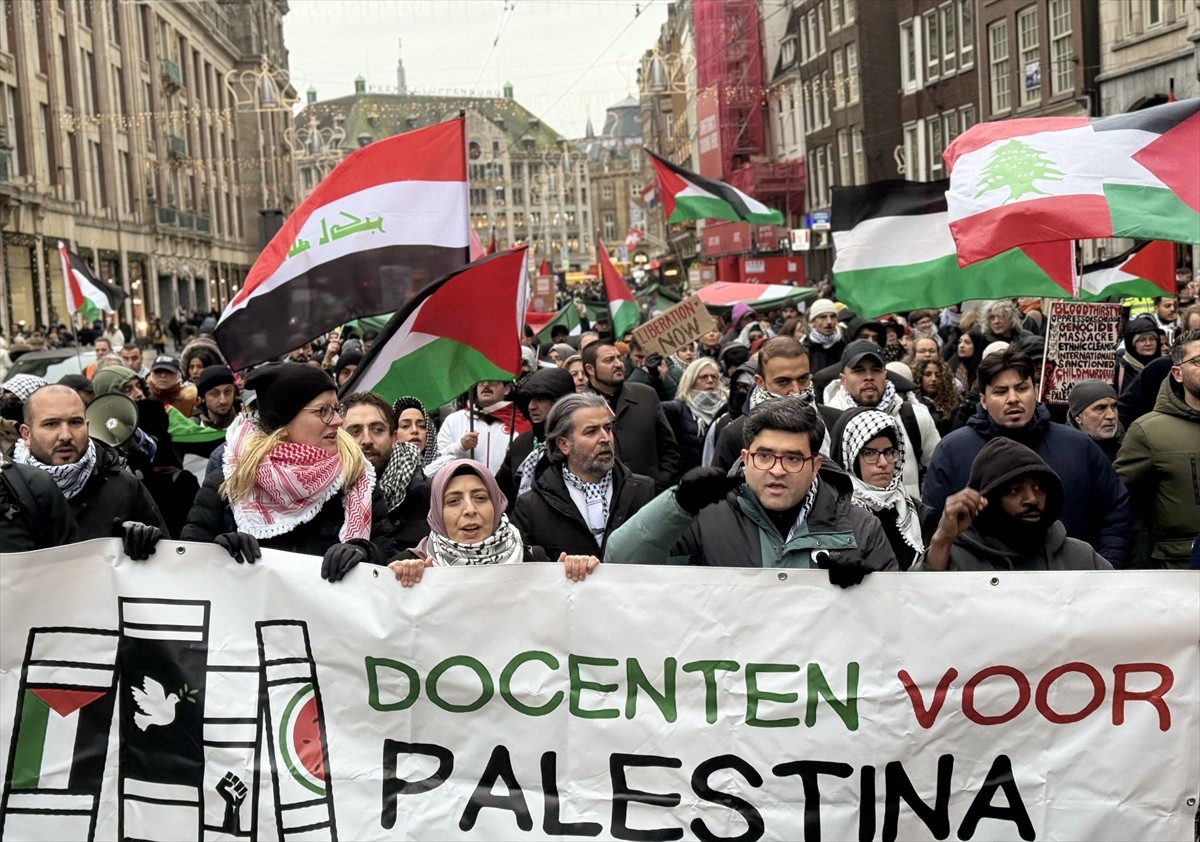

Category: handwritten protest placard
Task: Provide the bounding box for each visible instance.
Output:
[1040,301,1123,404]
[2,541,1197,841]
[631,295,717,357]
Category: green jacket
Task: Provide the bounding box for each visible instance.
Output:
[1114,377,1200,568]
[604,464,897,570]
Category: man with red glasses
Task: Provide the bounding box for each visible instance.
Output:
[605,399,896,585]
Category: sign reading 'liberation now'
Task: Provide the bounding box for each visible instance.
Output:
[1,541,1197,841]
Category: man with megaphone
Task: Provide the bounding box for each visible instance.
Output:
[12,384,167,558]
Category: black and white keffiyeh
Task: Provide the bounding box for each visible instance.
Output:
[562,467,612,543]
[840,410,924,553]
[12,438,97,500]
[516,441,545,497]
[378,441,421,511]
[827,379,900,413]
[424,515,524,566]
[807,327,842,349]
[748,383,815,412]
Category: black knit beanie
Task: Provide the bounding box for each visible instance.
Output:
[245,362,336,431]
[196,365,236,398]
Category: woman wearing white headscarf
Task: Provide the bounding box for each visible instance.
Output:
[661,357,728,474]
[829,408,937,570]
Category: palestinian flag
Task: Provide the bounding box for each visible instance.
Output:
[215,117,470,370]
[1079,240,1176,301]
[58,242,127,321]
[646,150,784,225]
[342,247,529,408]
[689,282,813,313]
[832,180,1078,318]
[598,239,639,338]
[944,98,1200,266]
[533,302,582,345]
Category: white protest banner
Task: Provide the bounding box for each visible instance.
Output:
[1,540,1198,841]
[1039,301,1124,404]
[632,295,717,357]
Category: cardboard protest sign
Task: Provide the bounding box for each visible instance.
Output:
[1039,301,1123,404]
[2,540,1198,841]
[631,295,717,357]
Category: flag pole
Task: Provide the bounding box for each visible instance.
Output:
[467,385,477,461]
[57,241,88,374]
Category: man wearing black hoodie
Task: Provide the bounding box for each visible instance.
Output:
[921,438,1112,571]
[496,366,576,508]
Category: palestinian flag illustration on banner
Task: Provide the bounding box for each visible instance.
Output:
[944,98,1200,266]
[257,621,337,839]
[0,629,119,842]
[117,598,210,842]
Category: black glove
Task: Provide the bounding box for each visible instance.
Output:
[674,466,738,515]
[321,543,366,582]
[118,520,162,561]
[216,532,261,565]
[815,550,874,589]
[644,353,664,378]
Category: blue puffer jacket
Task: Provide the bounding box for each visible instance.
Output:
[922,403,1132,567]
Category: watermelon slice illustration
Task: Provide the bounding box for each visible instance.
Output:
[278,684,326,795]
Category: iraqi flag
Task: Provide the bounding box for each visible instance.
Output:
[215,117,470,370]
[58,243,127,321]
[645,150,783,225]
[832,180,1078,317]
[342,247,529,408]
[597,239,639,339]
[1079,240,1176,301]
[944,98,1200,266]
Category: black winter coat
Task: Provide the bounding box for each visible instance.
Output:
[495,430,536,511]
[181,468,398,563]
[71,443,169,540]
[662,400,725,475]
[712,403,844,472]
[602,382,681,492]
[512,459,654,557]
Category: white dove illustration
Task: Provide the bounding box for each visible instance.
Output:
[131,677,180,731]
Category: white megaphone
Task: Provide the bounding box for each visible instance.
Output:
[86,393,139,448]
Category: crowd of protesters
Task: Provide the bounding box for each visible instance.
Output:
[3,277,1199,583]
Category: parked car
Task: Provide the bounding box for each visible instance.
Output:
[5,349,87,383]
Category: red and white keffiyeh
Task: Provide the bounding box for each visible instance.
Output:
[223,422,374,541]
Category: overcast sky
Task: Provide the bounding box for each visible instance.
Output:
[283,0,671,138]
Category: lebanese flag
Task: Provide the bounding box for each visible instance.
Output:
[342,247,529,409]
[944,98,1200,266]
[597,239,638,338]
[646,150,783,225]
[1078,240,1176,301]
[58,243,127,321]
[215,117,470,370]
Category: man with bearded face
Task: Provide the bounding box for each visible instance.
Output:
[921,438,1112,571]
[512,392,654,559]
[495,367,576,508]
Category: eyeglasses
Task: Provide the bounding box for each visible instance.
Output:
[748,449,817,473]
[1178,354,1200,368]
[696,373,720,382]
[307,404,342,424]
[860,446,899,464]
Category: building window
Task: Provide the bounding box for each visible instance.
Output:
[112,65,127,116]
[832,49,844,109]
[959,0,974,68]
[802,83,813,132]
[925,11,940,81]
[941,2,958,75]
[821,71,831,126]
[988,20,1011,115]
[837,129,851,185]
[960,104,977,134]
[1018,6,1041,107]
[602,212,615,240]
[830,0,843,30]
[817,4,826,54]
[119,150,132,213]
[602,183,613,201]
[1049,0,1072,96]
[901,20,920,92]
[903,122,921,181]
[0,0,9,54]
[2,85,20,177]
[90,140,106,208]
[846,42,859,103]
[929,118,946,177]
[852,129,865,184]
